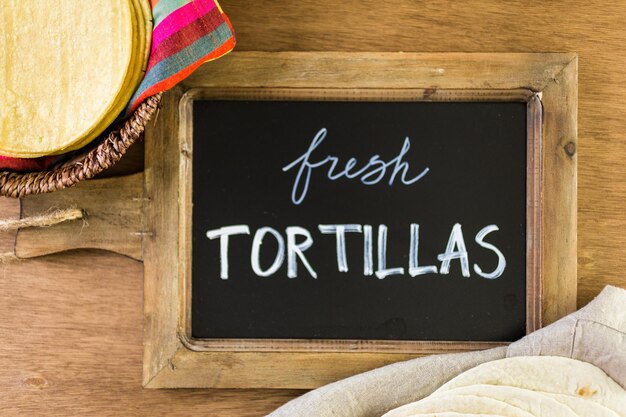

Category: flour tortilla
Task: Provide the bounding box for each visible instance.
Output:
[397,414,507,417]
[381,394,535,417]
[0,0,146,157]
[435,356,626,417]
[546,393,621,417]
[428,385,578,417]
[61,0,152,153]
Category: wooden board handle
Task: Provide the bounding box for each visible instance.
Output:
[9,173,145,261]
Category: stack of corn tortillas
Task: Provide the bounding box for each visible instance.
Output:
[0,0,152,158]
[382,356,626,417]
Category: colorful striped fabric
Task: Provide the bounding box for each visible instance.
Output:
[126,0,236,113]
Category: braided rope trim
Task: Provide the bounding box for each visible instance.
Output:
[0,93,162,199]
[0,208,84,232]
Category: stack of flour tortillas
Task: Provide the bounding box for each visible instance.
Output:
[0,0,152,158]
[382,356,626,417]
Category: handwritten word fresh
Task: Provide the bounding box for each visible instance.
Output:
[206,223,506,280]
[282,128,430,205]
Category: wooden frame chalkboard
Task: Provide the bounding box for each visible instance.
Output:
[182,88,541,347]
[143,52,577,389]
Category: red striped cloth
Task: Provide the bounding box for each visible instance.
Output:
[0,0,235,171]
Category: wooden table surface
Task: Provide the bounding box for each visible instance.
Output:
[2,1,626,415]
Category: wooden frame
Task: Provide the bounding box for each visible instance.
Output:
[143,52,577,389]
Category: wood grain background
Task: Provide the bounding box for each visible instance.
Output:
[1,1,625,415]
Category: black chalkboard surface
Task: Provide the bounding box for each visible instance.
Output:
[191,100,527,342]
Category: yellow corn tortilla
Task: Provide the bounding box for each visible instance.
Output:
[0,0,146,157]
[61,0,152,153]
